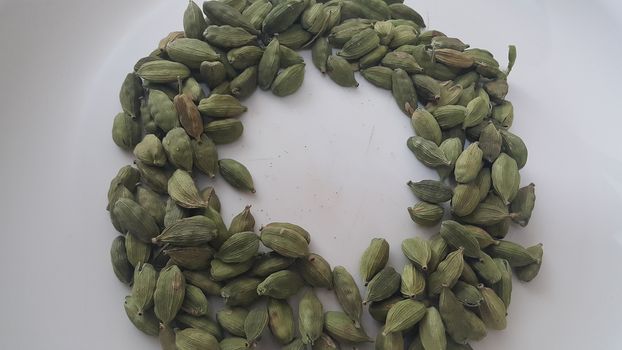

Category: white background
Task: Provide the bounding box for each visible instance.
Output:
[1,0,621,349]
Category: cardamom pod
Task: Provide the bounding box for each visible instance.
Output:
[299,289,324,345]
[401,237,431,271]
[515,243,543,282]
[419,307,447,350]
[125,231,152,267]
[268,298,295,345]
[492,258,512,307]
[166,245,214,270]
[153,265,186,323]
[221,277,261,306]
[162,127,193,171]
[198,94,247,118]
[492,153,520,204]
[364,266,400,304]
[217,307,249,337]
[218,158,256,193]
[440,220,480,258]
[182,284,209,317]
[183,270,222,296]
[400,263,425,299]
[376,326,404,350]
[510,183,536,227]
[471,251,502,284]
[324,311,372,343]
[245,303,269,344]
[175,328,220,350]
[485,240,538,267]
[477,285,507,330]
[451,182,480,217]
[272,63,306,97]
[153,216,219,246]
[112,112,141,151]
[327,55,359,87]
[368,295,403,324]
[204,118,244,145]
[361,66,393,90]
[183,0,207,39]
[407,201,444,226]
[134,134,167,167]
[383,299,427,334]
[124,296,160,335]
[137,60,191,83]
[148,89,180,132]
[203,25,257,48]
[119,72,143,118]
[332,266,363,328]
[168,169,207,208]
[111,236,133,284]
[411,108,442,145]
[262,0,306,34]
[428,248,465,295]
[407,136,451,168]
[297,253,333,289]
[360,238,390,284]
[210,258,255,281]
[257,270,304,299]
[113,198,161,243]
[251,252,295,277]
[312,37,331,73]
[215,231,260,263]
[452,280,483,307]
[454,142,483,183]
[166,38,220,69]
[260,225,310,258]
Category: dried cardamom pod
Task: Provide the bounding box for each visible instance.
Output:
[486,240,538,267]
[408,201,444,226]
[312,37,331,73]
[400,263,425,299]
[361,66,393,89]
[515,243,543,282]
[260,225,309,258]
[153,265,186,323]
[113,198,161,243]
[182,284,209,317]
[256,270,304,299]
[220,337,250,350]
[162,127,193,171]
[428,248,465,295]
[272,63,306,97]
[268,298,295,345]
[175,328,220,350]
[125,231,152,267]
[471,251,502,284]
[324,311,372,343]
[383,299,427,334]
[440,221,481,258]
[407,136,451,168]
[215,231,259,263]
[217,307,249,337]
[391,68,417,115]
[245,303,269,344]
[454,142,483,183]
[411,109,442,145]
[428,233,449,272]
[218,159,256,193]
[510,183,536,226]
[297,253,333,289]
[332,266,363,328]
[183,270,222,296]
[221,277,261,306]
[111,236,133,284]
[364,266,400,304]
[137,60,191,83]
[401,237,431,271]
[198,94,247,118]
[452,280,483,307]
[251,252,295,277]
[419,307,447,350]
[327,55,359,87]
[492,258,512,307]
[492,153,520,204]
[210,258,254,281]
[262,0,306,34]
[153,216,219,246]
[133,134,167,167]
[451,182,480,217]
[360,238,390,284]
[299,289,324,345]
[368,295,403,324]
[112,112,141,151]
[124,296,160,335]
[439,287,487,344]
[478,285,507,330]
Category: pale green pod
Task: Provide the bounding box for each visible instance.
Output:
[382,51,422,74]
[313,333,340,350]
[183,0,207,39]
[428,233,449,272]
[361,66,393,90]
[499,129,528,169]
[154,265,186,324]
[203,0,259,34]
[136,160,170,194]
[159,323,177,350]
[389,3,424,25]
[374,21,395,46]
[460,262,480,286]
[119,72,143,118]
[312,37,331,73]
[451,182,480,217]
[419,307,447,350]
[360,238,390,284]
[400,263,425,299]
[327,55,358,87]
[272,63,306,97]
[332,266,363,328]
[279,45,304,68]
[471,251,502,284]
[388,25,418,48]
[112,112,141,151]
[200,61,227,89]
[245,303,269,344]
[510,183,536,227]
[364,266,400,304]
[368,295,403,324]
[412,74,442,101]
[153,216,219,246]
[220,337,250,350]
[134,135,167,167]
[260,225,309,258]
[408,201,444,226]
[276,24,312,50]
[162,127,193,171]
[252,253,295,277]
[228,46,264,70]
[428,248,465,295]
[401,237,431,271]
[439,287,487,343]
[136,185,165,226]
[515,243,544,282]
[383,299,427,334]
[324,311,373,343]
[301,3,327,34]
[268,298,295,345]
[338,28,380,60]
[484,79,508,101]
[299,289,324,345]
[478,286,507,330]
[124,296,160,336]
[257,270,304,299]
[138,60,191,83]
[183,270,222,296]
[454,142,483,183]
[486,240,538,267]
[407,136,451,168]
[474,167,492,202]
[166,38,220,69]
[215,231,259,263]
[191,134,218,177]
[452,280,483,307]
[125,232,152,267]
[165,245,214,270]
[202,206,232,248]
[492,258,512,307]
[221,277,261,306]
[492,153,520,204]
[407,180,453,203]
[262,0,306,34]
[198,94,248,118]
[462,225,497,248]
[375,326,403,350]
[411,108,442,145]
[230,66,258,99]
[217,307,249,337]
[432,105,467,129]
[492,100,514,129]
[107,165,140,205]
[440,220,480,258]
[438,84,464,107]
[437,137,463,179]
[182,284,209,317]
[297,253,333,289]
[203,25,257,48]
[479,123,502,162]
[205,119,244,145]
[175,328,220,350]
[432,36,469,51]
[168,169,206,209]
[463,96,488,129]
[359,45,389,69]
[218,159,256,193]
[210,258,254,281]
[111,236,133,284]
[113,198,161,243]
[243,0,273,30]
[228,205,255,234]
[459,202,512,226]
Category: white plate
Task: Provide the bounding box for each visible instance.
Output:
[1,0,621,349]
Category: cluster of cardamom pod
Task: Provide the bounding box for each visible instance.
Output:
[107,0,543,349]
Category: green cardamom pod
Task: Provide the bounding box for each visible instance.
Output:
[227,205,254,234]
[452,280,483,307]
[374,21,394,46]
[173,93,203,140]
[258,38,281,90]
[451,182,480,217]
[492,153,520,204]
[413,74,442,101]
[153,265,186,323]
[428,248,465,295]
[203,1,260,35]
[218,158,256,193]
[244,303,269,344]
[204,25,257,48]
[251,252,295,277]
[221,277,261,306]
[183,1,207,39]
[364,266,400,304]
[440,220,480,258]
[459,201,513,226]
[168,170,206,208]
[125,231,152,267]
[359,45,388,69]
[499,129,528,169]
[388,25,418,48]
[515,243,543,282]
[200,61,227,89]
[165,245,214,270]
[183,77,206,102]
[191,134,218,178]
[113,198,161,243]
[388,3,425,26]
[338,28,380,60]
[376,326,404,350]
[268,298,295,345]
[112,112,141,151]
[484,79,508,101]
[279,45,304,68]
[242,0,273,30]
[111,236,133,284]
[131,263,157,313]
[384,52,423,76]
[153,216,219,246]
[460,262,480,286]
[428,233,449,272]
[407,136,451,168]
[162,127,193,171]
[408,201,444,226]
[124,296,160,335]
[437,137,463,179]
[329,19,374,47]
[176,328,220,350]
[361,66,393,90]
[215,231,260,263]
[312,37,331,73]
[400,263,425,299]
[474,167,491,202]
[134,134,167,167]
[332,266,363,328]
[411,108,442,145]
[479,123,502,162]
[477,285,507,330]
[510,183,536,227]
[301,3,327,34]
[257,270,304,299]
[324,311,372,343]
[438,84,464,107]
[432,105,467,129]
[401,237,431,271]
[262,0,306,34]
[492,258,512,307]
[360,238,390,284]
[217,307,249,337]
[439,287,487,344]
[136,185,165,226]
[471,251,502,284]
[327,55,359,87]
[182,284,209,317]
[462,225,497,248]
[454,142,483,183]
[149,89,180,132]
[204,118,244,145]
[383,299,427,334]
[492,100,514,129]
[202,206,232,248]
[166,38,220,69]
[368,295,403,324]
[210,258,255,281]
[432,36,469,51]
[276,24,312,50]
[231,66,258,99]
[272,63,306,97]
[283,338,306,350]
[159,323,177,350]
[119,72,143,118]
[198,94,247,118]
[297,253,333,289]
[220,337,250,350]
[260,225,310,258]
[299,289,324,345]
[419,306,447,350]
[183,270,222,296]
[485,240,538,267]
[137,60,191,83]
[407,180,453,203]
[228,46,264,71]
